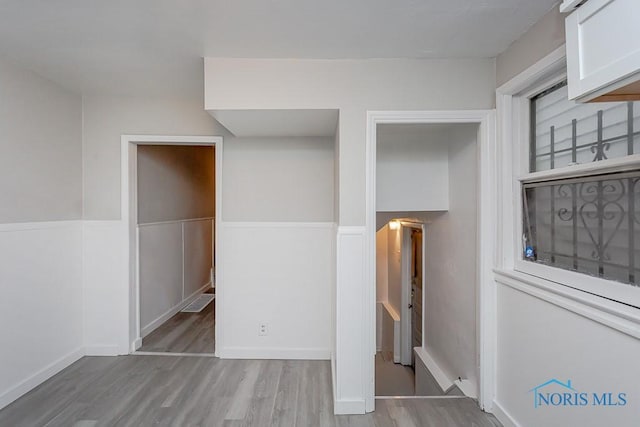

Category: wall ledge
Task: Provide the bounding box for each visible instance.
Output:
[494,269,640,339]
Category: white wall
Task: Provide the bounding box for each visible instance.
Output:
[138,219,212,336]
[495,281,640,427]
[0,58,82,223]
[0,222,83,409]
[0,58,84,410]
[496,5,565,88]
[387,225,403,317]
[204,58,496,226]
[82,95,228,220]
[204,58,495,412]
[376,124,449,212]
[219,223,333,359]
[217,134,335,358]
[493,7,640,427]
[423,125,479,395]
[223,137,334,222]
[80,96,227,355]
[376,225,389,304]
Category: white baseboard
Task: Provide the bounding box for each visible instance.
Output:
[454,378,478,399]
[219,347,331,360]
[0,347,84,410]
[492,400,520,427]
[333,399,366,415]
[414,347,454,393]
[330,352,367,415]
[140,282,211,338]
[84,345,122,356]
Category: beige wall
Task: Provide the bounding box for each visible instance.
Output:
[0,58,82,223]
[82,95,230,220]
[205,58,496,225]
[137,145,214,224]
[496,4,565,87]
[223,136,335,222]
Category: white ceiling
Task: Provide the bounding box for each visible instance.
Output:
[0,0,558,97]
[211,110,338,138]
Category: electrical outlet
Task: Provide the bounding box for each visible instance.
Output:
[258,323,268,336]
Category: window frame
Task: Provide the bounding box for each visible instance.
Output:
[499,50,640,309]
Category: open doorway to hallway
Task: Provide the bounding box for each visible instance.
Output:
[134,144,217,355]
[374,122,480,398]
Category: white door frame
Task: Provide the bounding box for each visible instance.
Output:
[399,221,426,366]
[365,111,496,412]
[120,135,224,354]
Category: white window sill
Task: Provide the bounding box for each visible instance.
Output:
[519,153,640,183]
[493,268,640,339]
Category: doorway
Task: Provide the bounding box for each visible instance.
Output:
[122,135,223,357]
[409,227,423,359]
[136,144,215,354]
[366,111,496,411]
[375,219,426,397]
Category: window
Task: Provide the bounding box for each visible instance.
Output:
[530,82,640,172]
[523,82,640,290]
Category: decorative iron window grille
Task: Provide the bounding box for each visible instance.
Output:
[523,172,640,286]
[530,82,640,172]
[524,83,640,287]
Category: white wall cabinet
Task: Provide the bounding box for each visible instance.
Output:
[565,0,640,102]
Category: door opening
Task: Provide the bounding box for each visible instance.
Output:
[122,135,223,358]
[136,144,216,355]
[373,120,488,401]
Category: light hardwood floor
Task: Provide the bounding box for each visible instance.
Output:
[140,294,215,354]
[0,356,501,426]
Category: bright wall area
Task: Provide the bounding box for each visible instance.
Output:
[204,57,496,225]
[376,223,401,360]
[223,137,335,222]
[81,96,228,354]
[137,145,214,337]
[494,8,640,427]
[422,124,479,395]
[218,135,335,359]
[82,95,228,220]
[0,58,83,409]
[0,59,82,223]
[204,57,496,411]
[376,124,450,212]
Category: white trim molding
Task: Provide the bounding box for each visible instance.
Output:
[219,347,331,360]
[0,347,84,410]
[494,269,640,339]
[492,400,521,427]
[333,225,367,415]
[365,110,497,413]
[414,347,454,393]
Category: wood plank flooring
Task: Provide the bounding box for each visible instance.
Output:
[0,356,501,427]
[375,352,415,396]
[140,294,215,354]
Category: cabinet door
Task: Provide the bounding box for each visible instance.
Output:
[566,0,640,101]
